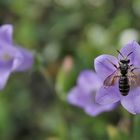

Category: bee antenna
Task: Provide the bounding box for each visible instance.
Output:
[106,58,118,69]
[97,59,117,69]
[127,51,133,58]
[117,50,124,58]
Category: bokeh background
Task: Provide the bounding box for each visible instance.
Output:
[0,0,140,140]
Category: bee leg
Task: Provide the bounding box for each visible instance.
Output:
[131,67,140,72]
[129,64,134,70]
[129,64,133,67]
[131,68,135,72]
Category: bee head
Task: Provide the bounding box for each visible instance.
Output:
[120,59,130,64]
[117,50,132,64]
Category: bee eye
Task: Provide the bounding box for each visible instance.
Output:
[120,60,125,63]
[120,59,130,63]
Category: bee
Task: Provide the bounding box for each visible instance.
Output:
[103,50,140,96]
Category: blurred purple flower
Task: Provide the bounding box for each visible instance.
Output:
[0,24,33,89]
[94,41,140,114]
[67,70,117,116]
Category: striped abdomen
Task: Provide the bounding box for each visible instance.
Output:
[119,76,130,96]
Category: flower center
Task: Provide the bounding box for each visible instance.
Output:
[2,53,12,62]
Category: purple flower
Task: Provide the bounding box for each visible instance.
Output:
[0,24,33,89]
[94,41,140,114]
[67,70,117,116]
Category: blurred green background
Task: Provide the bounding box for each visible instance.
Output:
[0,0,140,140]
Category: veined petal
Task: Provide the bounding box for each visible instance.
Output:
[119,41,140,67]
[77,70,101,93]
[121,87,140,114]
[0,24,13,44]
[94,55,118,81]
[96,85,120,105]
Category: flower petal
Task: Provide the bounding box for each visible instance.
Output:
[121,87,140,114]
[77,70,101,93]
[0,24,13,44]
[67,87,92,108]
[0,45,22,71]
[94,55,118,81]
[0,59,14,89]
[13,47,34,71]
[96,85,120,105]
[119,41,140,67]
[0,70,11,89]
[85,102,117,116]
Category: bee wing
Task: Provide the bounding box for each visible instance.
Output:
[103,70,120,87]
[128,70,140,87]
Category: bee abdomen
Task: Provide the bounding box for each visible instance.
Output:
[119,76,130,96]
